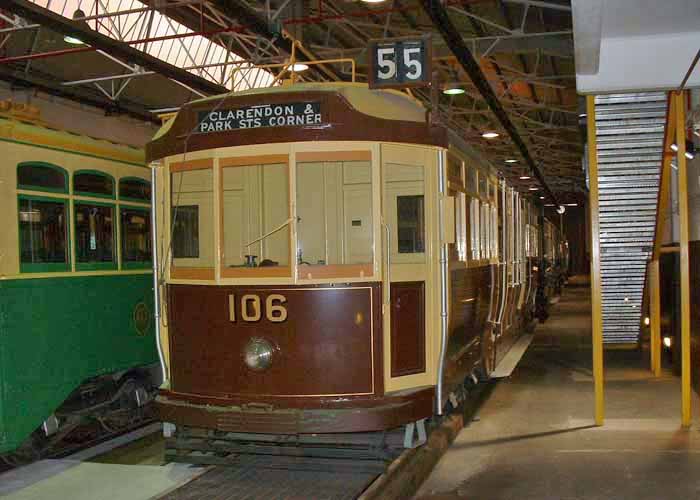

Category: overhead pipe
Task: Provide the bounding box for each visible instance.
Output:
[418,0,559,206]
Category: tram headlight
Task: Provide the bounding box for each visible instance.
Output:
[243,337,274,371]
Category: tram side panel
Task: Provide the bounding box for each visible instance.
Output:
[0,132,157,456]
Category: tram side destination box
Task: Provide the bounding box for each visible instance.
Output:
[368,35,432,90]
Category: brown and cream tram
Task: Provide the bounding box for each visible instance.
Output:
[146,82,559,452]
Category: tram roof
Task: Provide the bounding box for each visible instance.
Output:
[153,82,427,142]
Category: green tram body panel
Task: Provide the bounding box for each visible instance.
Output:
[0,273,157,453]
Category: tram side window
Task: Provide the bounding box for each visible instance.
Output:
[297,160,373,266]
[469,198,481,261]
[222,163,289,269]
[171,168,214,268]
[122,208,152,266]
[18,198,70,272]
[120,178,151,202]
[397,195,424,253]
[172,206,199,258]
[74,171,114,198]
[75,203,116,269]
[17,162,67,193]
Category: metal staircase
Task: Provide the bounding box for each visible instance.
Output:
[592,92,667,344]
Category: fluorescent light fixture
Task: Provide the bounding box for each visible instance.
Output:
[565,203,578,207]
[539,196,545,200]
[482,131,499,139]
[519,175,531,180]
[664,336,672,348]
[505,159,518,163]
[362,0,387,3]
[544,204,555,207]
[290,63,309,72]
[671,143,678,152]
[528,187,538,191]
[64,35,84,45]
[670,143,694,159]
[443,87,465,95]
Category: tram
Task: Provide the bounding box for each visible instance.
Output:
[0,102,158,464]
[146,82,564,455]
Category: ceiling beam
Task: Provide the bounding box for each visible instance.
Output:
[2,0,227,96]
[419,0,559,205]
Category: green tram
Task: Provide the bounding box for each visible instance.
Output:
[0,105,158,462]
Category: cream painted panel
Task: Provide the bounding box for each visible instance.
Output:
[343,184,373,264]
[262,164,290,265]
[342,161,371,185]
[171,168,212,194]
[296,162,327,265]
[222,166,244,191]
[385,163,425,183]
[223,190,245,266]
[324,162,343,265]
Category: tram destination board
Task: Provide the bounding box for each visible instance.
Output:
[368,35,432,90]
[197,102,322,133]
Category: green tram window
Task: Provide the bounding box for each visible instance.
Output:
[74,171,115,198]
[18,197,70,273]
[74,203,116,271]
[397,195,425,253]
[120,177,151,202]
[121,207,152,268]
[17,162,68,194]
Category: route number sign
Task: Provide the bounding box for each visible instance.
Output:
[368,36,432,89]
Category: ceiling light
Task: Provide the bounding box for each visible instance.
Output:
[443,87,465,95]
[505,159,518,163]
[482,132,499,139]
[671,143,679,152]
[565,203,578,207]
[290,63,309,72]
[539,196,545,200]
[519,175,531,180]
[64,9,86,45]
[528,187,538,191]
[544,204,555,207]
[361,0,387,3]
[670,143,694,160]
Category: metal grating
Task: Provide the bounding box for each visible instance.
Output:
[594,92,666,344]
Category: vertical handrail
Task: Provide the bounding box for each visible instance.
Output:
[587,95,605,426]
[383,221,391,306]
[150,162,168,384]
[436,150,449,415]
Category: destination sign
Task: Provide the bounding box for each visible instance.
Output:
[197,102,322,133]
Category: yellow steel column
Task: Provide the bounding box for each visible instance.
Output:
[587,95,604,426]
[674,91,691,427]
[649,259,661,376]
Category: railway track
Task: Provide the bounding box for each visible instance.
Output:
[159,382,495,500]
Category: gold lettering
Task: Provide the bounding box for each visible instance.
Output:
[241,294,262,322]
[266,294,288,322]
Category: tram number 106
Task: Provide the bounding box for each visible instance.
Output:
[368,36,431,89]
[229,293,288,323]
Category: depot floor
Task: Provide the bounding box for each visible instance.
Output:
[416,279,700,500]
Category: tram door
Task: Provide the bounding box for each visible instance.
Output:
[381,144,434,392]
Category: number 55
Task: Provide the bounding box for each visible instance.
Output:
[377,47,396,80]
[404,47,422,80]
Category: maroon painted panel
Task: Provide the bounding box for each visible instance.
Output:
[390,281,426,377]
[167,283,382,398]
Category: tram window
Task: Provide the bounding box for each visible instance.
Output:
[74,171,114,198]
[120,178,151,202]
[397,195,425,253]
[455,192,467,262]
[171,168,214,268]
[447,156,463,186]
[121,207,152,266]
[75,203,115,268]
[222,163,289,269]
[172,206,199,258]
[470,198,481,261]
[17,162,68,193]
[297,160,372,267]
[481,203,490,259]
[466,167,478,195]
[18,197,70,272]
[478,173,488,199]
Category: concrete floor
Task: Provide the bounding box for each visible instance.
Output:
[416,280,700,500]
